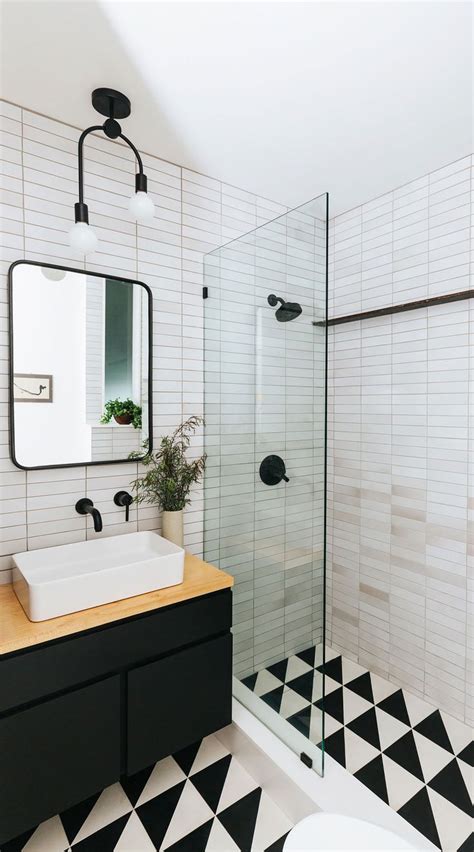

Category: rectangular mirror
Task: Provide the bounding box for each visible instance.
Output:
[9,262,152,469]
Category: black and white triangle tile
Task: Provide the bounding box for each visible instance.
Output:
[242,645,473,852]
[2,735,294,852]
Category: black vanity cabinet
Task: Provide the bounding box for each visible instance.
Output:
[0,589,232,844]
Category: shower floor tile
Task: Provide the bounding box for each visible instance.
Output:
[2,735,294,852]
[242,646,473,852]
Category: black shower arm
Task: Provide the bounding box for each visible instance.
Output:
[76,125,145,208]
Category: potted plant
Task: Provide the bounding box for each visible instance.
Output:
[101,399,142,429]
[130,416,206,546]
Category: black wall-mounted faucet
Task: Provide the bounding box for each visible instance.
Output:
[114,491,133,522]
[75,498,103,532]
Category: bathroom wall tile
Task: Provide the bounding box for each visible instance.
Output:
[0,98,288,586]
[327,156,473,724]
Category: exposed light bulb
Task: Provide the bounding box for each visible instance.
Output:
[68,222,99,255]
[128,191,155,224]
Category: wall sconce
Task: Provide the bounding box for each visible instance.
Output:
[69,88,155,255]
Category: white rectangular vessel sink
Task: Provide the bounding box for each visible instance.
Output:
[12,531,185,622]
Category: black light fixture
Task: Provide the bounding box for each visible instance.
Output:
[69,88,155,255]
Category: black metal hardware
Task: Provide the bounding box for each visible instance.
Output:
[91,88,131,119]
[75,498,103,533]
[267,294,302,322]
[202,286,208,299]
[114,490,133,522]
[8,261,153,472]
[73,89,149,226]
[300,752,313,769]
[313,288,474,327]
[259,455,289,486]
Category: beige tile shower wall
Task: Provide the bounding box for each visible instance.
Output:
[0,99,285,584]
[326,154,474,725]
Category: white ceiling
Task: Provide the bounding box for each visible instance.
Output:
[1,1,472,214]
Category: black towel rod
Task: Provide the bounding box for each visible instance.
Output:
[313,288,474,327]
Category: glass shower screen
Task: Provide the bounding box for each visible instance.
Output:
[204,194,328,774]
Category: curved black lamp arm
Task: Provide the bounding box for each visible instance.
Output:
[75,123,146,222]
[120,132,147,192]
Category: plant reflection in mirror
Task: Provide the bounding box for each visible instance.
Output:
[101,399,142,429]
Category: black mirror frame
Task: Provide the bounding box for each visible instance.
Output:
[8,260,153,471]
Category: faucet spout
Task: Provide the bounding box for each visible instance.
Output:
[75,498,103,533]
[90,507,103,533]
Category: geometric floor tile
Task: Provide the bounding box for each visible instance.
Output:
[440,712,473,756]
[370,672,399,705]
[286,704,312,738]
[279,686,311,719]
[376,689,411,727]
[113,811,155,852]
[22,816,70,852]
[428,758,472,816]
[241,644,473,852]
[414,710,454,753]
[285,655,313,682]
[317,654,343,683]
[249,790,294,851]
[323,727,346,767]
[403,691,438,728]
[342,688,374,724]
[344,728,380,774]
[354,755,389,804]
[190,754,232,813]
[215,755,259,813]
[173,741,202,776]
[217,787,262,851]
[457,741,474,766]
[341,657,369,686]
[382,754,425,812]
[457,834,474,852]
[344,670,374,703]
[384,731,425,782]
[427,787,473,852]
[60,792,101,845]
[205,818,240,851]
[71,783,133,845]
[412,730,454,784]
[135,782,186,851]
[397,787,441,849]
[160,780,214,849]
[190,734,231,775]
[135,756,187,807]
[72,814,130,851]
[255,669,285,697]
[375,707,410,751]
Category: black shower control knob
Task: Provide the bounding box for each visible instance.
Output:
[259,455,290,486]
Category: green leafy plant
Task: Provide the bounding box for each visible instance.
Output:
[100,398,142,429]
[130,416,206,512]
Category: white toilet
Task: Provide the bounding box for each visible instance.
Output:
[284,813,418,850]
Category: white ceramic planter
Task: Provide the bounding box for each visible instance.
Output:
[162,509,184,547]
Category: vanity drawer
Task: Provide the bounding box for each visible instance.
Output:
[0,676,121,845]
[0,590,231,714]
[127,632,232,774]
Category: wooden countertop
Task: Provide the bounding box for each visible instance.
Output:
[0,554,233,656]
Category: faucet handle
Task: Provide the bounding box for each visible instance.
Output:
[114,490,133,522]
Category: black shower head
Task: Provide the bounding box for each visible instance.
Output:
[267,294,302,322]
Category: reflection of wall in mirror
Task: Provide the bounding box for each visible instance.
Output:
[13,266,91,466]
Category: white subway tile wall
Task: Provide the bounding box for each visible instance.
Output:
[0,99,288,582]
[326,154,474,725]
